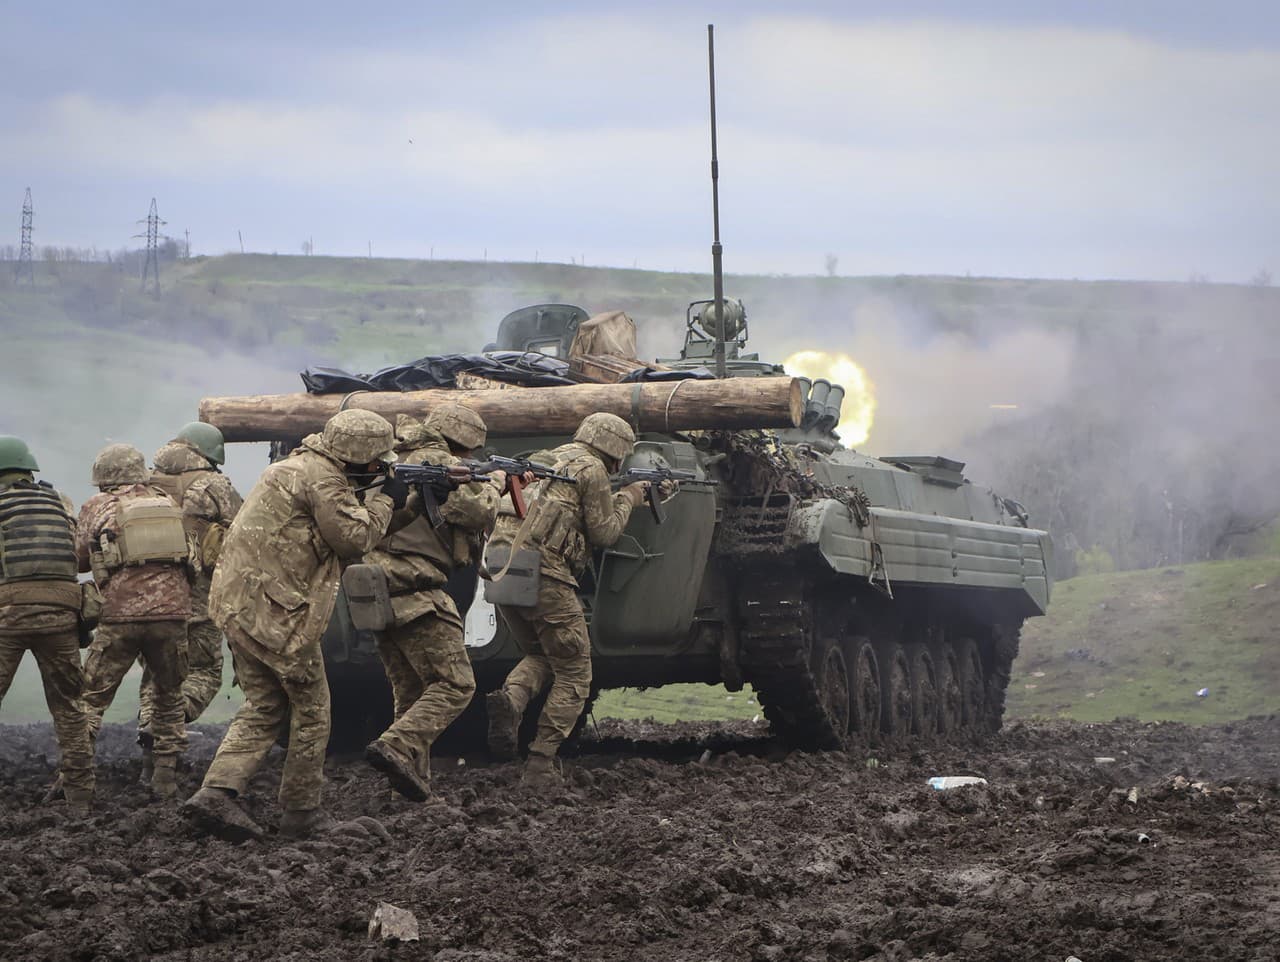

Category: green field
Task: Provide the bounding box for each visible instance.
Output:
[1007,556,1280,723]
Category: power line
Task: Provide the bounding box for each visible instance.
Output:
[15,188,34,287]
[134,197,165,296]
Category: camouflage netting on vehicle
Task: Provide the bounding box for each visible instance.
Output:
[301,353,576,393]
[703,431,871,555]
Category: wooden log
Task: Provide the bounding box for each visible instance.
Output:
[199,377,804,443]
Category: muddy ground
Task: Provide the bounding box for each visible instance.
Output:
[1,717,1277,962]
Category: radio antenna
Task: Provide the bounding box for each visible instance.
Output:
[707,24,727,379]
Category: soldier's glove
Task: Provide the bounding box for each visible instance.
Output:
[657,479,679,502]
[381,476,410,510]
[619,481,649,508]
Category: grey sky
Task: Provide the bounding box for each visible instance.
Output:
[4,1,1277,281]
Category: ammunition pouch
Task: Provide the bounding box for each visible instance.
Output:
[200,524,226,570]
[482,545,542,608]
[342,564,394,632]
[526,500,585,566]
[113,497,189,567]
[79,581,103,648]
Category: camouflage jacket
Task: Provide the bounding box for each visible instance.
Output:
[76,484,192,623]
[0,470,79,635]
[366,428,501,627]
[504,441,635,587]
[208,437,394,673]
[151,440,244,623]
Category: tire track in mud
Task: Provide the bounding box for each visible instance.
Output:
[1,717,1277,961]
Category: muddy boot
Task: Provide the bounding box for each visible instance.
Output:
[279,808,335,840]
[521,754,562,792]
[486,688,521,761]
[41,774,65,805]
[137,729,155,785]
[150,755,178,799]
[182,787,264,843]
[365,739,430,802]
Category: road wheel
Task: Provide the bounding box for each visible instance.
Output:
[845,637,881,744]
[813,638,853,745]
[955,637,986,730]
[904,643,939,737]
[874,639,912,738]
[930,641,962,735]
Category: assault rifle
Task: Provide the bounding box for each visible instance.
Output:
[369,458,575,528]
[465,456,576,520]
[613,466,718,525]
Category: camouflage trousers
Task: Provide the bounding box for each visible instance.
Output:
[139,620,224,728]
[374,600,476,779]
[201,626,329,812]
[0,628,96,799]
[82,620,188,758]
[497,577,592,758]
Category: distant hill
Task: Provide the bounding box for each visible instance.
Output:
[3,252,1275,368]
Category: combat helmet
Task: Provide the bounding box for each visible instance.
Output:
[176,421,227,465]
[0,435,40,473]
[320,410,397,465]
[574,412,635,461]
[91,443,149,487]
[425,403,487,452]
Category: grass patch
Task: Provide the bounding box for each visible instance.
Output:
[1008,556,1280,723]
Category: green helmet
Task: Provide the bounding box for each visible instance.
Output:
[321,410,397,465]
[0,435,39,473]
[91,443,148,487]
[177,421,226,465]
[574,412,635,461]
[425,403,487,451]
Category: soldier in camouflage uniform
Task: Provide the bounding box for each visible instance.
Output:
[364,404,504,800]
[486,412,651,789]
[77,443,192,798]
[183,410,398,842]
[0,436,95,814]
[137,422,242,776]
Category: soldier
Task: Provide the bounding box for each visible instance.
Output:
[363,404,504,800]
[182,409,398,841]
[0,436,96,814]
[77,443,192,798]
[485,412,652,789]
[137,422,243,778]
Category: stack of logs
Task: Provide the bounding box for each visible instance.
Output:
[199,376,803,442]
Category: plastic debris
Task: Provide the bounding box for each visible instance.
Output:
[1137,832,1151,844]
[368,902,420,942]
[1066,957,1084,962]
[698,749,713,765]
[1093,757,1116,764]
[1126,787,1140,804]
[1196,687,1210,698]
[928,776,988,790]
[456,758,466,767]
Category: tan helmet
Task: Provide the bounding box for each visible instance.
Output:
[321,410,397,465]
[425,403,487,451]
[91,443,149,487]
[574,412,635,461]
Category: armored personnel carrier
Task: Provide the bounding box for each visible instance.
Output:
[275,298,1052,751]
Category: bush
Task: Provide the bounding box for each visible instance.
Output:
[1074,544,1116,576]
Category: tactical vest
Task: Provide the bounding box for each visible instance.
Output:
[100,496,189,569]
[0,480,78,591]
